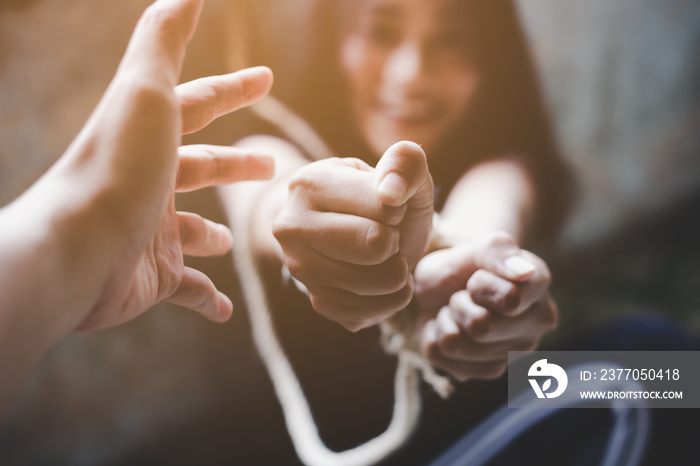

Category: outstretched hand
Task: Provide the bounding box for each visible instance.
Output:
[1,0,274,333]
[273,141,434,331]
[70,0,275,330]
[413,232,557,381]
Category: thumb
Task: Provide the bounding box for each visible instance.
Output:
[374,141,433,209]
[433,232,536,284]
[116,0,203,89]
[471,232,536,282]
[374,141,434,269]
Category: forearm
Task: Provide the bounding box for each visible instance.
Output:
[0,196,85,412]
[437,156,535,245]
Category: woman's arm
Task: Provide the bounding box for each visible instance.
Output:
[438,155,535,245]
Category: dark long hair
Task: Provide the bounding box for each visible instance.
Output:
[242,0,574,247]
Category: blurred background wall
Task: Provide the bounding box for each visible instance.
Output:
[519,0,700,249]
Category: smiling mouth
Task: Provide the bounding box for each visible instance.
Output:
[375,97,443,124]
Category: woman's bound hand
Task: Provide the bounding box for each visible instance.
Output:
[273,141,434,331]
[413,231,557,381]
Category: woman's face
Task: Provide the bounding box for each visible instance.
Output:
[341,0,479,157]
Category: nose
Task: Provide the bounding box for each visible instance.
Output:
[382,42,426,89]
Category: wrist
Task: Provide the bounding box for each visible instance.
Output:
[428,213,471,252]
[1,182,105,334]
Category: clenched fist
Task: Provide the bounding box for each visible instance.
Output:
[273,141,434,331]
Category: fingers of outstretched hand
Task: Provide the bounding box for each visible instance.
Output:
[166,267,232,322]
[287,159,406,225]
[175,145,274,192]
[373,141,433,208]
[119,0,203,89]
[178,212,233,256]
[308,277,414,332]
[274,211,400,265]
[176,66,273,134]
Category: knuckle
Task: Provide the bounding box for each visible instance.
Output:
[272,210,303,243]
[194,287,216,314]
[448,290,465,309]
[382,256,410,293]
[127,80,174,113]
[208,153,225,186]
[464,320,489,342]
[287,167,312,192]
[140,3,175,30]
[422,339,442,362]
[361,222,399,262]
[283,257,310,283]
[484,230,517,251]
[288,163,323,194]
[438,337,459,357]
[499,287,521,313]
[395,277,415,310]
[310,291,372,331]
[468,270,521,312]
[207,79,227,112]
[378,203,407,226]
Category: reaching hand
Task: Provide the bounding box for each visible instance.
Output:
[7,0,274,332]
[413,232,557,381]
[0,0,278,410]
[273,141,434,331]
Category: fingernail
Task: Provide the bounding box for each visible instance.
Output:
[504,255,535,277]
[378,173,407,204]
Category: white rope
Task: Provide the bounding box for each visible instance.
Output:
[231,208,423,466]
[229,95,453,465]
